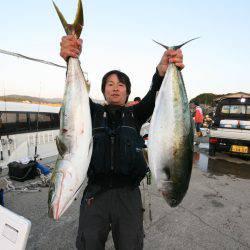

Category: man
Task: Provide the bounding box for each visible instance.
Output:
[60,35,184,250]
[192,100,204,136]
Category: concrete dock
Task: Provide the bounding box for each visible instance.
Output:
[3,143,250,250]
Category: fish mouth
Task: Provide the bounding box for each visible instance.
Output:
[48,195,62,221]
[48,193,60,220]
[48,205,60,221]
[159,188,178,207]
[159,187,172,199]
[48,181,84,221]
[48,205,58,220]
[48,170,65,220]
[159,189,171,198]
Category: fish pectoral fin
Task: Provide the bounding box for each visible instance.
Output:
[86,81,91,93]
[142,148,148,165]
[83,74,91,93]
[56,136,68,157]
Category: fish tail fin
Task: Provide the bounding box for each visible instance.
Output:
[53,0,84,38]
[152,39,169,50]
[174,37,200,50]
[153,37,200,50]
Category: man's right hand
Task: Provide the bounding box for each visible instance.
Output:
[157,49,184,77]
[60,35,83,61]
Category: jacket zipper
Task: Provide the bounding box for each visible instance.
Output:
[110,133,115,170]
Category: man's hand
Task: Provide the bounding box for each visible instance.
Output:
[60,35,83,61]
[157,49,184,77]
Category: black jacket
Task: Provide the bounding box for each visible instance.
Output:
[87,71,163,187]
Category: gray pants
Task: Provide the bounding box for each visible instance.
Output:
[76,186,144,250]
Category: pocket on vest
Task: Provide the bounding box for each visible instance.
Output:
[117,135,134,175]
[116,129,147,177]
[88,133,110,176]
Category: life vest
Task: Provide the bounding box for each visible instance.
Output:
[87,106,148,185]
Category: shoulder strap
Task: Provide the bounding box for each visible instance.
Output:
[121,108,140,132]
[92,105,106,130]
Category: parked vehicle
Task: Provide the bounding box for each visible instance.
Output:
[209,93,250,157]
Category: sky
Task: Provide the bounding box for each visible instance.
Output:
[0,0,249,101]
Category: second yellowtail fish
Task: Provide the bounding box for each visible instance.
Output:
[148,38,199,207]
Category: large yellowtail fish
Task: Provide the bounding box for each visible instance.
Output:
[48,0,92,220]
[148,38,198,207]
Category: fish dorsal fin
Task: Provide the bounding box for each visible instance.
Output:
[56,136,68,157]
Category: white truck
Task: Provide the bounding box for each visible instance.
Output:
[209,93,250,157]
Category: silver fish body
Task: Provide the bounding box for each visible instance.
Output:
[48,0,92,220]
[48,57,92,220]
[148,60,193,207]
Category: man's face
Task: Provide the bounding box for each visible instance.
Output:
[104,74,128,106]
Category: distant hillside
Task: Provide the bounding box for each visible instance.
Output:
[190,93,221,106]
[190,92,250,106]
[2,93,248,107]
[0,95,62,104]
[0,95,104,106]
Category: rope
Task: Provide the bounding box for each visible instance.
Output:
[0,172,52,193]
[0,48,66,69]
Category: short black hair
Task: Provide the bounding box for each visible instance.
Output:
[101,70,131,103]
[192,100,199,106]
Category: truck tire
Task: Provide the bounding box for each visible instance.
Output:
[209,143,216,156]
